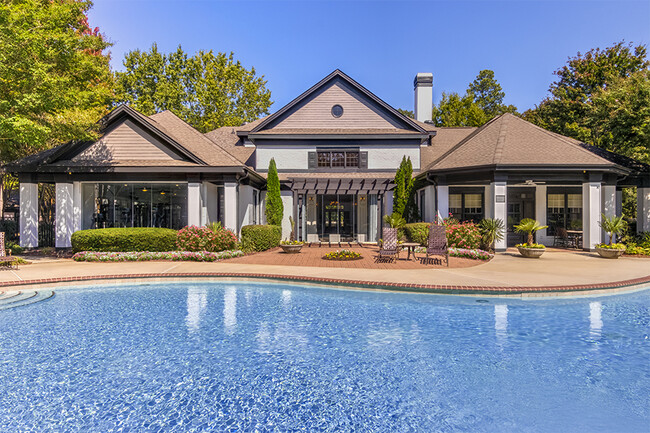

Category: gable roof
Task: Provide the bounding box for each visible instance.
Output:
[6,105,251,172]
[245,69,429,136]
[426,113,622,172]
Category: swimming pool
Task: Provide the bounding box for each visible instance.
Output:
[0,282,647,432]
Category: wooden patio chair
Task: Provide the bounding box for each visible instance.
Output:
[356,234,366,247]
[0,233,17,270]
[419,224,448,266]
[376,228,400,263]
[306,234,321,247]
[328,234,341,247]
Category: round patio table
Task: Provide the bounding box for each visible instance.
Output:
[401,242,421,260]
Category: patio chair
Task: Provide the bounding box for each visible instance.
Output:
[0,233,17,270]
[376,228,400,263]
[553,227,570,248]
[419,224,448,266]
[328,234,341,247]
[356,234,366,247]
[306,234,321,247]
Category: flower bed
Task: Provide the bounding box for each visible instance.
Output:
[323,250,363,261]
[414,247,493,261]
[73,250,244,262]
[449,248,494,261]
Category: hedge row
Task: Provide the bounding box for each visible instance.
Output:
[71,228,178,253]
[240,224,281,252]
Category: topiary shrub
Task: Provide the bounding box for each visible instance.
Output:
[240,224,281,252]
[176,225,238,252]
[404,222,430,245]
[445,221,482,249]
[71,228,178,252]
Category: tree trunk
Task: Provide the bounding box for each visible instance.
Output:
[528,233,533,246]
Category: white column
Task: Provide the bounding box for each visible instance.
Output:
[280,190,293,240]
[489,181,507,251]
[535,185,549,245]
[368,194,378,242]
[423,185,435,222]
[19,182,38,248]
[582,181,602,250]
[436,185,449,222]
[615,190,623,218]
[601,185,617,243]
[55,183,74,248]
[187,182,202,227]
[223,182,238,233]
[638,187,650,233]
[72,182,82,233]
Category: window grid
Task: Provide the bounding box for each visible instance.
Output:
[316,151,360,168]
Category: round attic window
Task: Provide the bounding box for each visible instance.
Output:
[331,104,344,118]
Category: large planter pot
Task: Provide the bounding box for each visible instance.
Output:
[517,246,546,258]
[280,244,303,254]
[595,246,625,259]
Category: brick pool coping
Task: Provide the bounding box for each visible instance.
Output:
[1,271,649,297]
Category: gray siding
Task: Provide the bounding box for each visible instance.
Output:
[73,120,183,161]
[268,80,406,130]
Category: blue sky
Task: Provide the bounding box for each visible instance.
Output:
[89,0,650,113]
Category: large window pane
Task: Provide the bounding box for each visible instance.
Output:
[170,183,188,229]
[113,184,132,228]
[151,184,172,228]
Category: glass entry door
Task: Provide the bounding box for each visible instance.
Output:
[318,194,355,239]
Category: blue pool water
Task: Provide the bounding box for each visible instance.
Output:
[0,282,648,432]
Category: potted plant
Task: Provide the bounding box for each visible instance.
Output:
[280,216,303,253]
[514,218,548,258]
[595,214,627,259]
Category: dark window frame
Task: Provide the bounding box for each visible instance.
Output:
[448,188,484,222]
[546,187,582,235]
[317,150,360,169]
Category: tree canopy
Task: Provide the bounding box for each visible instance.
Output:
[429,70,516,127]
[524,41,650,163]
[114,44,273,132]
[0,0,113,163]
[468,70,517,118]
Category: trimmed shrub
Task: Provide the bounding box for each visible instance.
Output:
[241,224,281,252]
[177,225,238,252]
[71,228,178,252]
[0,220,18,242]
[404,222,430,245]
[445,221,482,249]
[265,158,283,226]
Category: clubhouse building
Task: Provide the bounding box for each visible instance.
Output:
[7,70,650,251]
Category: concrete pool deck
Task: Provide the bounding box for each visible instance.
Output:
[0,249,648,296]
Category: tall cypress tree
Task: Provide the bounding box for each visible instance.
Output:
[393,156,407,216]
[403,157,418,222]
[265,158,283,226]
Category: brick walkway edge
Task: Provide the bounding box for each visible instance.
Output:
[2,272,650,296]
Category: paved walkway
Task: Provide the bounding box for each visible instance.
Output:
[0,249,648,295]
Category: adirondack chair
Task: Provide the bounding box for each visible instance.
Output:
[420,224,449,266]
[0,233,17,269]
[306,233,321,247]
[376,228,400,263]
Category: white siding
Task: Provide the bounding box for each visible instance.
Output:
[255,144,420,171]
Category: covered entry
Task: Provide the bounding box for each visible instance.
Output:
[507,187,535,246]
[289,177,394,242]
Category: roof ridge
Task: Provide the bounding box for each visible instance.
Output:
[507,114,613,165]
[425,115,503,170]
[154,110,244,166]
[493,115,509,165]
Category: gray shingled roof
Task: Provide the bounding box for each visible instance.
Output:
[148,111,243,167]
[427,113,616,171]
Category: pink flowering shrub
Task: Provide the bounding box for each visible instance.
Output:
[176,225,238,252]
[73,250,243,262]
[444,221,482,249]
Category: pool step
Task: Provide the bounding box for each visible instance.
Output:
[0,291,21,301]
[0,290,55,311]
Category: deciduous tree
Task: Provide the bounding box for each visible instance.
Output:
[115,44,273,132]
[0,0,113,163]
